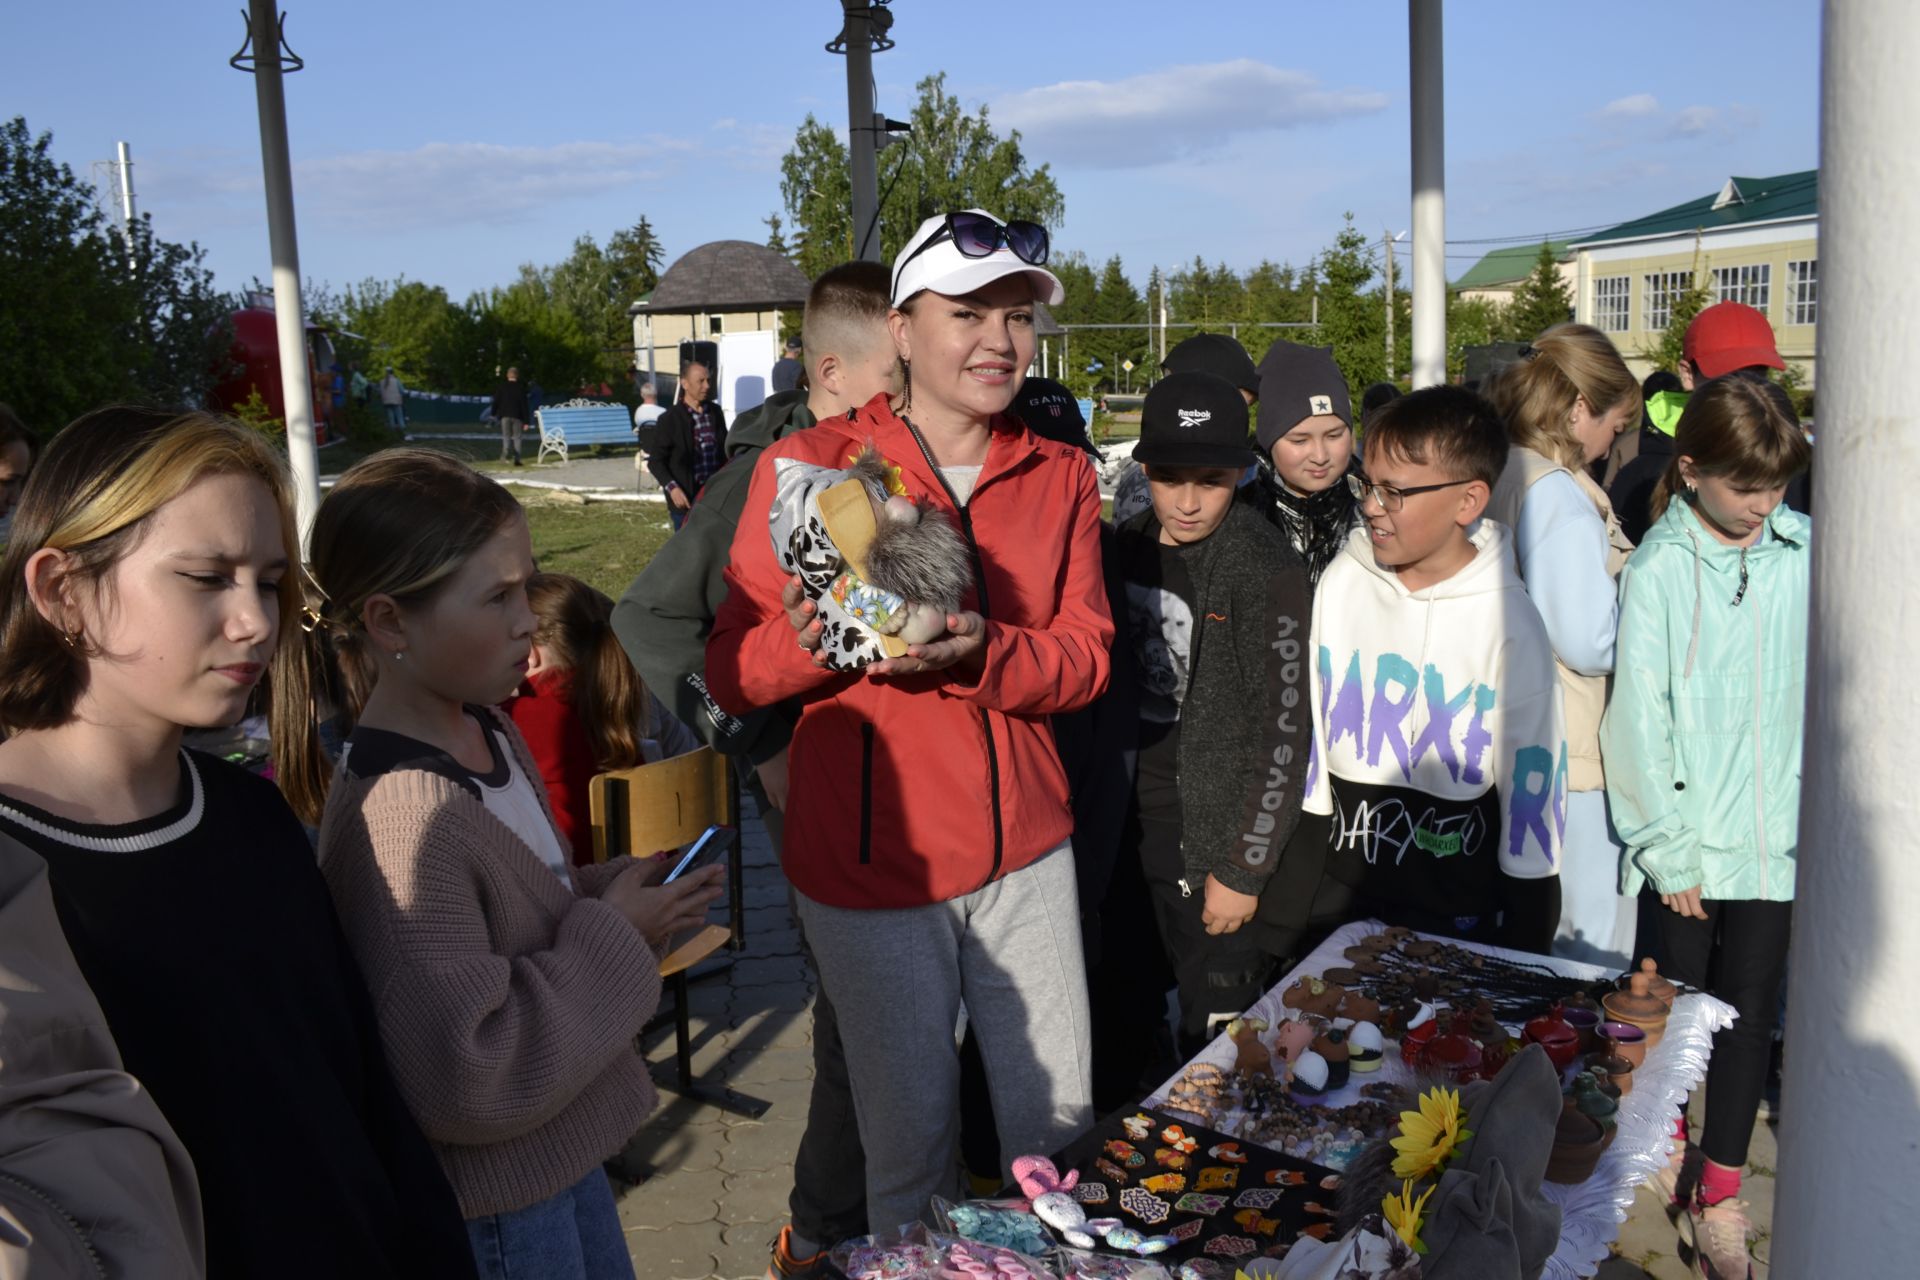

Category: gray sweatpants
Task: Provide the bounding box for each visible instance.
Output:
[793,844,1093,1234]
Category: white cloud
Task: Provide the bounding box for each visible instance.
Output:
[289,138,691,230]
[994,59,1387,169]
[1599,93,1661,118]
[1669,105,1720,137]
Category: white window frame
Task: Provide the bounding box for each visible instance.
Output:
[1786,259,1817,326]
[1593,276,1632,332]
[1712,263,1772,312]
[1643,271,1695,332]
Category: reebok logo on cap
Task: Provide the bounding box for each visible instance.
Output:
[1177,409,1212,429]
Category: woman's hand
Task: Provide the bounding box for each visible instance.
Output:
[780,574,834,668]
[1201,874,1259,936]
[867,611,987,678]
[1660,885,1709,920]
[603,862,725,949]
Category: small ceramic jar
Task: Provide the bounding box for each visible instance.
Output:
[1602,973,1670,1049]
[1601,1021,1648,1068]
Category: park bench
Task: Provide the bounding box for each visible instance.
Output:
[533,399,634,464]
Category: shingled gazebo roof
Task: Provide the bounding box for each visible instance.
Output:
[629,240,811,315]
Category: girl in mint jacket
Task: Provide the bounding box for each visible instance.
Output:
[1599,375,1810,1274]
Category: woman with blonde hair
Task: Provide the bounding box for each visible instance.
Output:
[0,407,475,1277]
[1486,322,1642,966]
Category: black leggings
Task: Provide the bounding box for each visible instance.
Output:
[1657,894,1792,1169]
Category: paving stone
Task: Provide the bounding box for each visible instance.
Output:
[744,926,805,958]
[610,1115,728,1177]
[729,980,814,1014]
[623,1162,728,1227]
[710,1070,816,1116]
[720,1115,810,1171]
[744,880,792,909]
[624,1218,724,1280]
[723,1045,817,1086]
[1614,1187,1685,1265]
[743,904,797,934]
[1745,1118,1778,1177]
[725,1005,815,1051]
[717,1220,785,1279]
[718,1166,794,1226]
[730,954,812,987]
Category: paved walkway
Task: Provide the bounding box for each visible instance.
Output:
[614,797,1776,1280]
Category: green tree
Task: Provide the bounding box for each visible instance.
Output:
[1168,257,1247,337]
[1241,259,1315,364]
[781,72,1064,280]
[1503,242,1575,343]
[547,236,632,376]
[1045,251,1100,395]
[1089,256,1148,394]
[606,214,665,300]
[764,212,792,258]
[0,116,236,427]
[341,278,469,388]
[1312,214,1387,395]
[1447,293,1508,383]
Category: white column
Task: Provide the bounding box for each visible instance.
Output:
[115,141,137,256]
[244,0,320,538]
[1772,3,1920,1275]
[1408,0,1446,388]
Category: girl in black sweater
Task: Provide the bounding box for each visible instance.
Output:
[0,407,474,1278]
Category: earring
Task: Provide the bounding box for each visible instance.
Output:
[900,359,912,413]
[392,651,405,662]
[61,626,81,649]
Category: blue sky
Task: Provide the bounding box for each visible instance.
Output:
[4,0,1820,301]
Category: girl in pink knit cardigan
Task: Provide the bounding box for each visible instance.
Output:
[293,450,721,1280]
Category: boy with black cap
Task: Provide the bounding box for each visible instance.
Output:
[1115,370,1313,1055]
[1112,333,1263,523]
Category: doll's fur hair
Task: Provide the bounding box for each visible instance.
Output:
[849,446,972,611]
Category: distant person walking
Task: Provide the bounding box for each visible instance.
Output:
[647,359,727,531]
[490,366,531,467]
[380,366,407,430]
[771,335,804,393]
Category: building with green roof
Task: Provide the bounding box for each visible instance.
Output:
[1452,240,1573,306]
[1568,170,1818,382]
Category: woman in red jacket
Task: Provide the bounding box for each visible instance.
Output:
[707,211,1113,1236]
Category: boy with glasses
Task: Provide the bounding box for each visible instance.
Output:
[1303,385,1566,952]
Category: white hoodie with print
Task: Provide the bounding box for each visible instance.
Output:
[1303,520,1566,933]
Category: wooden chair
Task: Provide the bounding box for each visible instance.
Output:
[589,747,767,1117]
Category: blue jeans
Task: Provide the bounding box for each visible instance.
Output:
[384,403,405,428]
[464,1168,633,1280]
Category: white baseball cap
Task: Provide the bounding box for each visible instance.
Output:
[889,210,1066,308]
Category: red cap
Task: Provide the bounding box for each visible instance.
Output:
[1683,302,1784,378]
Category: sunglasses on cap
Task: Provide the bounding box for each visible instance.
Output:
[891,211,1050,300]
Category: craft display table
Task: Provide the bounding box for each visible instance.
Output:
[1142,920,1735,1279]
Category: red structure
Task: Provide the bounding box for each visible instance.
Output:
[208,297,340,443]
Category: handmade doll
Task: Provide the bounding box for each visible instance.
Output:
[769,444,972,670]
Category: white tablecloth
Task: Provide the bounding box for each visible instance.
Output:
[1143,920,1736,1280]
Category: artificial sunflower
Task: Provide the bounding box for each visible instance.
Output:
[1389,1084,1473,1181]
[1381,1178,1434,1254]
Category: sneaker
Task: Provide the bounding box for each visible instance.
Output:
[1692,1199,1755,1280]
[766,1226,828,1280]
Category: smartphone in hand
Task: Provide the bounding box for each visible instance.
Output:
[662,824,734,884]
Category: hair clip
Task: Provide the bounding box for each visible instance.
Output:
[298,604,325,634]
[1518,344,1539,360]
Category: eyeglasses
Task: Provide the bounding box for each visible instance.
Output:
[1347,472,1475,513]
[891,212,1050,300]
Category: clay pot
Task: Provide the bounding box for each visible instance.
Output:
[1601,1021,1648,1068]
[1622,957,1678,1009]
[1522,1004,1583,1072]
[1422,1015,1486,1083]
[1562,989,1603,1017]
[1563,1006,1603,1055]
[1570,1073,1620,1129]
[1602,974,1670,1050]
[1545,1108,1610,1185]
[1584,1052,1636,1096]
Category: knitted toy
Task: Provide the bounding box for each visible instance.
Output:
[769,444,972,670]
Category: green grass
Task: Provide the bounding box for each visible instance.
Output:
[510,487,672,599]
